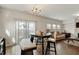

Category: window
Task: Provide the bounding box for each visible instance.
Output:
[57,25,61,29]
[47,24,51,29]
[28,22,35,35]
[46,23,61,31]
[52,24,56,29]
[16,20,36,43]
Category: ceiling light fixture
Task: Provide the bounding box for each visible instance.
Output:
[32,6,41,15]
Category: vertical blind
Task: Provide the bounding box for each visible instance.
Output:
[15,20,36,43]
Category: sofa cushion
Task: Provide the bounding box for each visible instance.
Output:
[48,38,56,42]
[52,31,65,40]
[20,39,36,50]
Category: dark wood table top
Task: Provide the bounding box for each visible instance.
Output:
[31,35,51,38]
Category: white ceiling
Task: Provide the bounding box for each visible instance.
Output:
[0,4,79,20]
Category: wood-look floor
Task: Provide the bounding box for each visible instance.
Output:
[33,40,79,55]
[6,40,79,55]
[56,40,79,55]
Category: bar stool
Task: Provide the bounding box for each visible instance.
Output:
[45,38,57,55]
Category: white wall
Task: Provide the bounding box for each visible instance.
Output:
[0,8,63,44]
[63,17,77,38]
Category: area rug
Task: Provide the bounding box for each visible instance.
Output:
[64,40,79,47]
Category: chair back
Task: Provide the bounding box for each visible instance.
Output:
[0,38,6,55]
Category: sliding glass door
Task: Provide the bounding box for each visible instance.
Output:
[15,20,36,43]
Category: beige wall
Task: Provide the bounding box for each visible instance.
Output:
[0,7,63,44]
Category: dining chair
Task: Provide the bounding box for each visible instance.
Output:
[20,39,36,55]
[0,38,6,55]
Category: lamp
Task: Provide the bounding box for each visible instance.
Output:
[32,6,41,15]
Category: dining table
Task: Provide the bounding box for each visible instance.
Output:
[30,34,51,55]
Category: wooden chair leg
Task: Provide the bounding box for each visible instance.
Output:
[45,48,47,55]
[45,42,49,55]
[72,40,74,43]
[32,50,33,55]
[45,42,48,55]
[67,39,70,43]
[54,42,57,55]
[21,50,24,55]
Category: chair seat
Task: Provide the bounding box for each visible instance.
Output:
[20,39,36,51]
[48,38,56,42]
[21,44,36,51]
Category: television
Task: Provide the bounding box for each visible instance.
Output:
[76,22,79,28]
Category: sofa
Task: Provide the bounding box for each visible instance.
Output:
[51,31,71,41]
[56,33,65,40]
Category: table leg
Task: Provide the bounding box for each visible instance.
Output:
[42,38,44,55]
